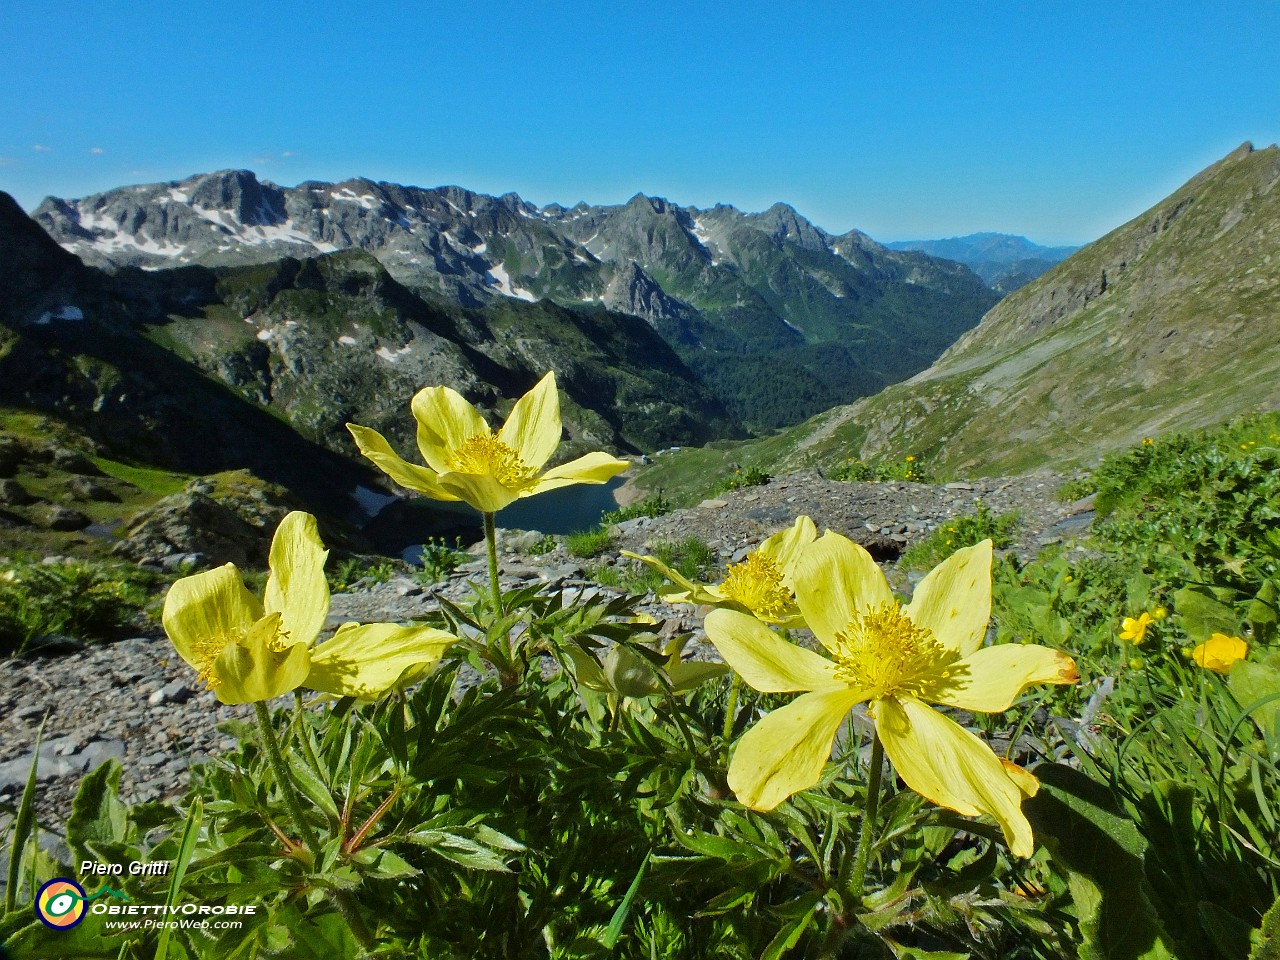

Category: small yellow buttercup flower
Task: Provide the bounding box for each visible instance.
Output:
[705,536,1078,857]
[347,372,629,514]
[1191,633,1248,674]
[1152,605,1168,620]
[162,512,457,704]
[1119,612,1154,645]
[624,517,817,626]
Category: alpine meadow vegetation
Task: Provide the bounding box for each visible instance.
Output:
[1,389,1278,960]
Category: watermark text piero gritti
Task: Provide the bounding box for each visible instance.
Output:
[81,859,171,877]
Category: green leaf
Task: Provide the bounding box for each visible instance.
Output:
[66,761,131,869]
[404,830,516,872]
[1173,586,1239,642]
[601,852,649,949]
[5,716,45,917]
[1229,653,1280,746]
[1247,580,1279,645]
[155,798,202,960]
[285,753,339,822]
[1252,894,1280,960]
[1024,764,1177,960]
[5,912,139,958]
[758,890,821,960]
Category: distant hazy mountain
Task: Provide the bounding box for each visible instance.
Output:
[33,174,998,429]
[886,233,1078,293]
[707,141,1280,479]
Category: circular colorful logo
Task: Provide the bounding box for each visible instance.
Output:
[36,879,87,929]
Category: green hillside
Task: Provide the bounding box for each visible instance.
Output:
[632,142,1280,498]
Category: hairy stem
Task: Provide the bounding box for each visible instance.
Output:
[483,511,502,615]
[255,703,376,954]
[254,702,321,857]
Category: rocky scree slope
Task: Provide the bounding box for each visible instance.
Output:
[33,172,999,428]
[0,468,1093,828]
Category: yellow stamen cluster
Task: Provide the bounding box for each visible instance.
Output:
[831,602,960,700]
[449,434,537,486]
[721,553,792,621]
[192,631,238,689]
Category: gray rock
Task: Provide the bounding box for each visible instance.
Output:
[66,477,120,502]
[148,680,193,706]
[77,739,127,769]
[160,552,206,572]
[34,505,92,531]
[0,479,37,506]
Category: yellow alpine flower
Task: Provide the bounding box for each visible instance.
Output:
[162,512,457,704]
[346,371,630,514]
[622,516,817,626]
[1191,633,1248,674]
[704,534,1078,858]
[1119,611,1154,645]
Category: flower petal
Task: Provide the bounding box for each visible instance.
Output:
[497,371,562,472]
[729,687,865,810]
[904,539,992,656]
[529,451,631,494]
[346,424,459,501]
[793,532,894,653]
[264,512,330,648]
[162,563,263,670]
[211,613,311,704]
[704,608,843,693]
[931,644,1078,712]
[437,470,521,513]
[411,385,489,473]
[874,696,1037,857]
[621,550,716,605]
[758,515,819,587]
[1193,633,1249,673]
[307,623,457,698]
[668,659,730,693]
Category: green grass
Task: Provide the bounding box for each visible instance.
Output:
[328,557,402,593]
[600,493,674,526]
[592,536,717,594]
[899,502,1021,572]
[91,456,191,496]
[566,527,616,559]
[0,558,162,655]
[829,453,933,484]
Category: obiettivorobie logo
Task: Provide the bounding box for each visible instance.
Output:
[35,879,131,929]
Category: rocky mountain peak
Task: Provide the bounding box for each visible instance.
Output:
[749,202,829,251]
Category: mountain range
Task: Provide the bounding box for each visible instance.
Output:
[632,141,1280,496]
[32,172,999,429]
[885,233,1078,293]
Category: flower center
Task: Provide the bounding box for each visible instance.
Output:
[191,614,290,690]
[448,434,537,487]
[721,552,792,621]
[192,630,239,690]
[831,602,960,700]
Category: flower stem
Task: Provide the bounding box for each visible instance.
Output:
[483,511,502,615]
[849,732,885,902]
[818,732,885,958]
[254,703,376,954]
[254,701,321,858]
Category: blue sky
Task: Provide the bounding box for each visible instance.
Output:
[3,1,1277,246]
